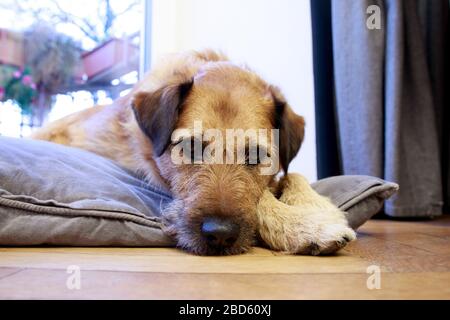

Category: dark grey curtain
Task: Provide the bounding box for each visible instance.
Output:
[313,0,449,217]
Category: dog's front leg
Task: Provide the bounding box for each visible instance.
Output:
[257,174,356,255]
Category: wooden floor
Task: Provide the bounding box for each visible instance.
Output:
[0,216,449,299]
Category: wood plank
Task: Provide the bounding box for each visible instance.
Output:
[358,217,450,237]
[0,268,448,299]
[343,234,450,272]
[0,267,23,280]
[0,249,373,274]
[373,233,450,255]
[0,246,275,257]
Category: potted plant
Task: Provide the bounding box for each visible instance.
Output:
[0,67,37,115]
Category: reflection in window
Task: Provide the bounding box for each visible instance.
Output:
[0,0,142,137]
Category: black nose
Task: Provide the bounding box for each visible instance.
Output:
[201,217,240,248]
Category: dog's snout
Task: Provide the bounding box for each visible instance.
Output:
[201,217,240,248]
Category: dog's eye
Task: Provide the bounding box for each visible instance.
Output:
[244,146,271,166]
[190,144,203,163]
[245,148,260,166]
[172,137,204,164]
[188,137,205,164]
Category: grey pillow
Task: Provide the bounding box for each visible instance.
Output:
[0,137,398,246]
[0,136,174,246]
[311,176,398,229]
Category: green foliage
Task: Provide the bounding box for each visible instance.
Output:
[0,66,37,115]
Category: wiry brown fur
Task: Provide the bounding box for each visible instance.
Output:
[257,174,356,255]
[32,49,354,255]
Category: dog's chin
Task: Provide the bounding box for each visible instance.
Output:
[178,235,254,256]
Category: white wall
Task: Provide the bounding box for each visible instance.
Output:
[151,0,317,181]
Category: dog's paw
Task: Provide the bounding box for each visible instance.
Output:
[271,174,356,254]
[256,190,356,255]
[277,207,356,255]
[295,219,356,255]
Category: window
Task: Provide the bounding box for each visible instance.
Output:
[0,0,143,137]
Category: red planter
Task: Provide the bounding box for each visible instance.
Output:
[77,37,139,82]
[0,29,24,67]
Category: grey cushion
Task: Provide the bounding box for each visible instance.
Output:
[311,176,399,229]
[0,136,174,246]
[0,137,398,246]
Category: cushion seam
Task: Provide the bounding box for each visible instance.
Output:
[333,180,385,207]
[0,193,157,220]
[0,196,164,230]
[340,184,398,211]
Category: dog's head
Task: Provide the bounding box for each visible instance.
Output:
[132,62,304,255]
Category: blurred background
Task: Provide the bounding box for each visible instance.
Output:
[0,0,448,218]
[0,0,142,137]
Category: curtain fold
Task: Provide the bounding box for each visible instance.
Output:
[310,0,342,179]
[313,0,449,217]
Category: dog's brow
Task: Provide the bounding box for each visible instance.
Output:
[171,135,209,150]
[171,133,201,145]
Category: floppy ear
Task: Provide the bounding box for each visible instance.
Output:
[271,87,305,173]
[132,79,193,157]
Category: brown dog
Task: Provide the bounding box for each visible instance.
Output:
[32,50,354,255]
